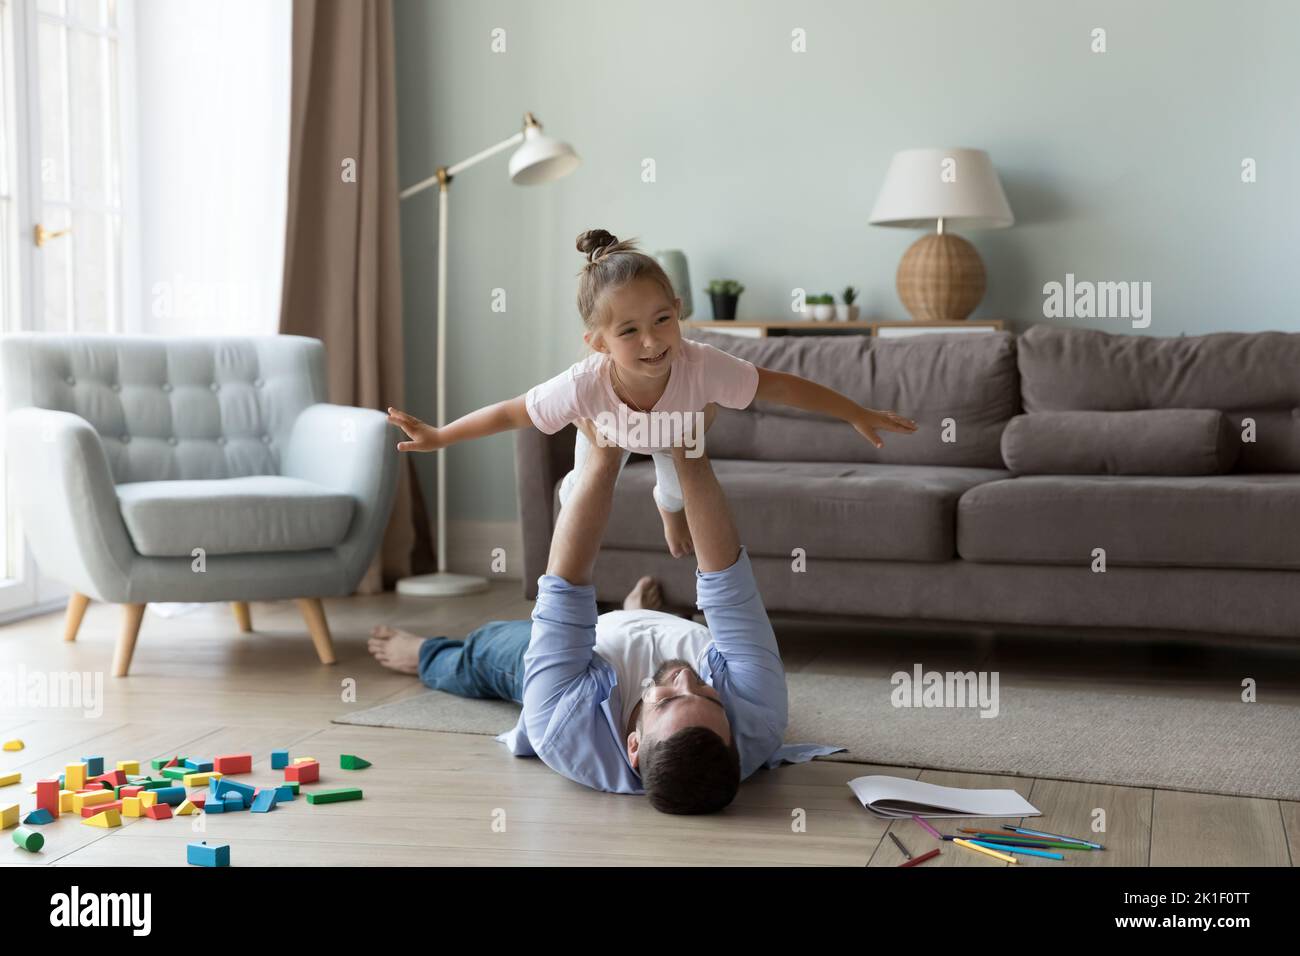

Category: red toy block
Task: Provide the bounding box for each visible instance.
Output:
[213,753,252,775]
[81,800,124,818]
[37,778,61,818]
[284,760,319,784]
[120,785,144,799]
[188,792,207,809]
[144,802,173,820]
[88,770,127,788]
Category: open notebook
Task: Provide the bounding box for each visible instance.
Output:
[848,774,1040,819]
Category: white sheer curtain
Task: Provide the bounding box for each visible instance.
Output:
[131,0,290,335]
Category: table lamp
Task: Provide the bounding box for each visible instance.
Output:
[398,112,580,597]
[869,147,1013,322]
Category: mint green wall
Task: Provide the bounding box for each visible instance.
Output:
[393,0,1300,523]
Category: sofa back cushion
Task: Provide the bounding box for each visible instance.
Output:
[684,328,1019,468]
[1,333,328,484]
[1001,409,1239,475]
[1017,325,1300,471]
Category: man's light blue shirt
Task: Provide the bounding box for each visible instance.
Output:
[495,546,843,794]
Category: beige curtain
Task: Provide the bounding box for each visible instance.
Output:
[280,0,434,592]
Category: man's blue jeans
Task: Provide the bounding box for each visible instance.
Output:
[418,620,533,704]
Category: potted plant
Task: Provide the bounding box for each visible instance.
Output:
[706,279,744,321]
[811,292,835,322]
[836,286,859,322]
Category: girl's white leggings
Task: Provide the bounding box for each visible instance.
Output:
[557,427,685,513]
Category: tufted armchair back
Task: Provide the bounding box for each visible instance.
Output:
[1,334,329,484]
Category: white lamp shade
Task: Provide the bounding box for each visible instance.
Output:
[869,147,1013,229]
[509,125,581,185]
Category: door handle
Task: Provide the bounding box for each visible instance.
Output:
[34,223,72,247]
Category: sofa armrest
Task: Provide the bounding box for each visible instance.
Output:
[514,423,575,599]
[282,403,398,589]
[4,407,137,601]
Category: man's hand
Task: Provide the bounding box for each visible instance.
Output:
[852,407,918,449]
[387,407,445,452]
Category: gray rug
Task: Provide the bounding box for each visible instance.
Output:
[332,673,1300,801]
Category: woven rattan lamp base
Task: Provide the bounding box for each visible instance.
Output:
[895,232,987,322]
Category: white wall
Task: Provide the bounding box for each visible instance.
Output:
[132,0,290,335]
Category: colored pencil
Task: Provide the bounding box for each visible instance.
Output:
[888,831,912,859]
[1004,825,1104,849]
[967,839,1063,860]
[911,815,943,839]
[899,847,941,867]
[953,838,1018,864]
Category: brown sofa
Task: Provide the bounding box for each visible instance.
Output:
[515,325,1300,641]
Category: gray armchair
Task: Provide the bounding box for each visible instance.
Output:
[1,333,398,676]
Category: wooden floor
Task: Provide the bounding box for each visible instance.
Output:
[1,583,1297,867]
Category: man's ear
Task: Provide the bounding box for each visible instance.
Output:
[626,729,640,771]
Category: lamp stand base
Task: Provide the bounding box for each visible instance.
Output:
[896,232,987,322]
[396,571,491,598]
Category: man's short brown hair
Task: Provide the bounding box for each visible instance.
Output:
[640,726,741,814]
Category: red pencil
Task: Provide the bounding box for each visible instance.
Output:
[899,847,941,867]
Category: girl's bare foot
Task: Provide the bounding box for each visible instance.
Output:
[623,575,664,611]
[658,505,693,558]
[367,624,425,675]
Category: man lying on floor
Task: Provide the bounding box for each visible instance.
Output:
[368,420,839,813]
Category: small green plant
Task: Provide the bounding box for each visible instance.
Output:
[806,292,834,305]
[842,286,859,306]
[706,279,745,296]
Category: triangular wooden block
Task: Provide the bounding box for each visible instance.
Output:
[83,809,122,828]
[340,754,371,770]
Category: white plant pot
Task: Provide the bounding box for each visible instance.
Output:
[835,304,859,323]
[812,304,835,321]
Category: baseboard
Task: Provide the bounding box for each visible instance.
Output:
[446,519,523,582]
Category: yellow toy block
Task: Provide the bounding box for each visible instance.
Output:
[292,756,315,764]
[65,763,87,790]
[140,791,158,808]
[182,772,220,787]
[59,790,75,812]
[73,790,114,812]
[83,808,122,828]
[116,760,140,774]
[2,739,22,751]
[1,803,18,828]
[176,799,197,816]
[0,772,19,787]
[122,796,143,817]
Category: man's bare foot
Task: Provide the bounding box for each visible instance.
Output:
[658,504,693,558]
[367,624,425,675]
[623,575,664,611]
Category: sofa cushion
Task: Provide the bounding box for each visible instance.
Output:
[568,459,1011,563]
[116,476,354,557]
[1017,325,1300,471]
[1001,409,1239,475]
[685,328,1020,469]
[958,474,1300,570]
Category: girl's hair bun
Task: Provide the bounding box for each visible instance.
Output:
[576,228,619,265]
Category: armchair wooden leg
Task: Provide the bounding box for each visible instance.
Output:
[113,603,147,678]
[295,598,336,665]
[231,601,253,633]
[64,593,90,643]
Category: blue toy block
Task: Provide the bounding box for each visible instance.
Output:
[223,793,244,811]
[81,756,104,776]
[154,786,186,806]
[212,778,257,804]
[184,758,214,772]
[204,799,226,813]
[250,790,276,813]
[274,785,294,803]
[270,749,289,770]
[186,841,230,867]
[23,808,55,825]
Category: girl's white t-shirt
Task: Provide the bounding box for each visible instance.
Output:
[524,338,760,453]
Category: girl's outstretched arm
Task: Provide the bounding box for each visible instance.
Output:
[751,367,918,449]
[387,395,533,452]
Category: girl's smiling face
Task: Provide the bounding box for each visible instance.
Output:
[585,277,682,383]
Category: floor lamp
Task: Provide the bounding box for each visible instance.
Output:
[396,112,581,597]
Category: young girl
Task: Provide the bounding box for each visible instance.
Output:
[387,228,918,557]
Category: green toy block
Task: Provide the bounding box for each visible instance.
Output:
[281,780,300,795]
[339,754,371,770]
[305,788,362,805]
[13,826,44,852]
